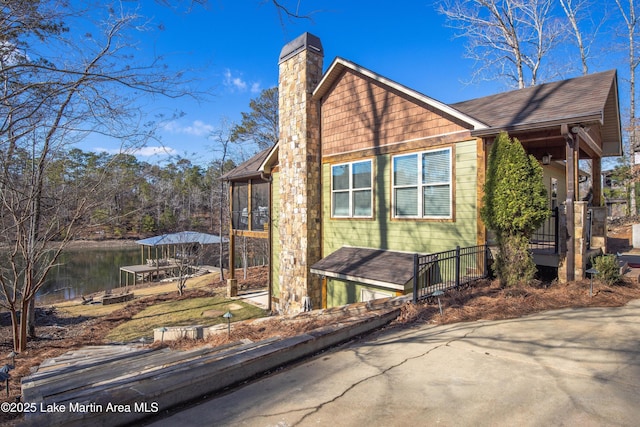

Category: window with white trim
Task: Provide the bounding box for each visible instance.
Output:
[392,148,452,218]
[331,160,373,218]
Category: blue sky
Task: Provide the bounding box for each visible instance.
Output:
[79,0,625,166]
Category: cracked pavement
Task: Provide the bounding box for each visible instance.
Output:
[148,300,640,427]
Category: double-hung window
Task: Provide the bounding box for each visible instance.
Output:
[393,148,452,219]
[331,160,373,218]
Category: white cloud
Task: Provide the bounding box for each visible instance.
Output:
[93,147,120,155]
[224,69,247,91]
[224,68,261,93]
[182,120,215,137]
[163,120,214,137]
[134,146,178,156]
[94,146,178,157]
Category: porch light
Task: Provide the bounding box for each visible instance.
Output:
[542,153,552,165]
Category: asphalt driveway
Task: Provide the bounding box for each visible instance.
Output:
[149,300,640,426]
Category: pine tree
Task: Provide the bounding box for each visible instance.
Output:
[481,132,550,286]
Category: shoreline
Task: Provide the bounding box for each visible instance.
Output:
[57,239,140,250]
[0,239,141,252]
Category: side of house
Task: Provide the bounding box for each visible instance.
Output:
[224,32,622,314]
[312,59,484,306]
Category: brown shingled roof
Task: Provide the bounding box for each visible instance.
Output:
[310,247,415,289]
[452,70,621,156]
[221,146,272,181]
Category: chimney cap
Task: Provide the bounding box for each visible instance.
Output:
[279,32,323,63]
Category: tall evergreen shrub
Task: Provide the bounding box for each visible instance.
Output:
[481,132,550,287]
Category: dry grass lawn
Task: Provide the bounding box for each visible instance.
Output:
[105,296,265,342]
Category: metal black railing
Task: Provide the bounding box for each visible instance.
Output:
[530,206,559,253]
[413,244,491,303]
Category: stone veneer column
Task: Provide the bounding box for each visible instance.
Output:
[277,33,323,314]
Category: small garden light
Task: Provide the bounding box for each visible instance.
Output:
[432,290,445,315]
[159,327,168,344]
[223,311,233,338]
[586,267,598,297]
[0,364,12,397]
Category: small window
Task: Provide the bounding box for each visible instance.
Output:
[331,160,373,218]
[392,148,451,219]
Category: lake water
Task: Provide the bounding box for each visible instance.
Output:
[37,247,141,304]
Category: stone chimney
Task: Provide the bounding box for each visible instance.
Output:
[277,33,324,314]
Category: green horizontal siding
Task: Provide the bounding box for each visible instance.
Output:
[322,140,478,257]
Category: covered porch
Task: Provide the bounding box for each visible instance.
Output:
[506,123,614,282]
[454,70,622,282]
[221,147,273,306]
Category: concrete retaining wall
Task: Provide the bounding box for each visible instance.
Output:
[22,303,403,426]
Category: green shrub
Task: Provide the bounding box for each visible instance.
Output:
[480,132,549,287]
[591,254,621,286]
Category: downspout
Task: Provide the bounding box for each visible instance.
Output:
[562,124,576,282]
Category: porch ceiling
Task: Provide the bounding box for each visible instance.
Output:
[509,127,601,162]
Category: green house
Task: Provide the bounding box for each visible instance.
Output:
[224,33,622,314]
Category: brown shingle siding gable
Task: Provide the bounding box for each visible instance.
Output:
[320,68,471,158]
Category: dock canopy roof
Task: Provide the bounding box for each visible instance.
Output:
[136,231,228,247]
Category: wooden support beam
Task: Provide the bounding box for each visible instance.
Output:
[576,126,603,159]
[562,124,576,282]
[592,157,602,207]
[232,229,268,238]
[229,183,235,280]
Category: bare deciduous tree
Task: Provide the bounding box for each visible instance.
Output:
[0,1,198,351]
[559,0,601,76]
[266,0,319,25]
[615,0,640,215]
[209,118,237,283]
[438,0,567,88]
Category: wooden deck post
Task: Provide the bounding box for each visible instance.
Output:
[563,124,576,282]
[592,156,602,206]
[227,183,237,297]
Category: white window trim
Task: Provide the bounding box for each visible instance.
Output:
[392,147,452,219]
[331,159,373,218]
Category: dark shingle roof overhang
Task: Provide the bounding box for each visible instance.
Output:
[452,70,622,156]
[310,247,416,290]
